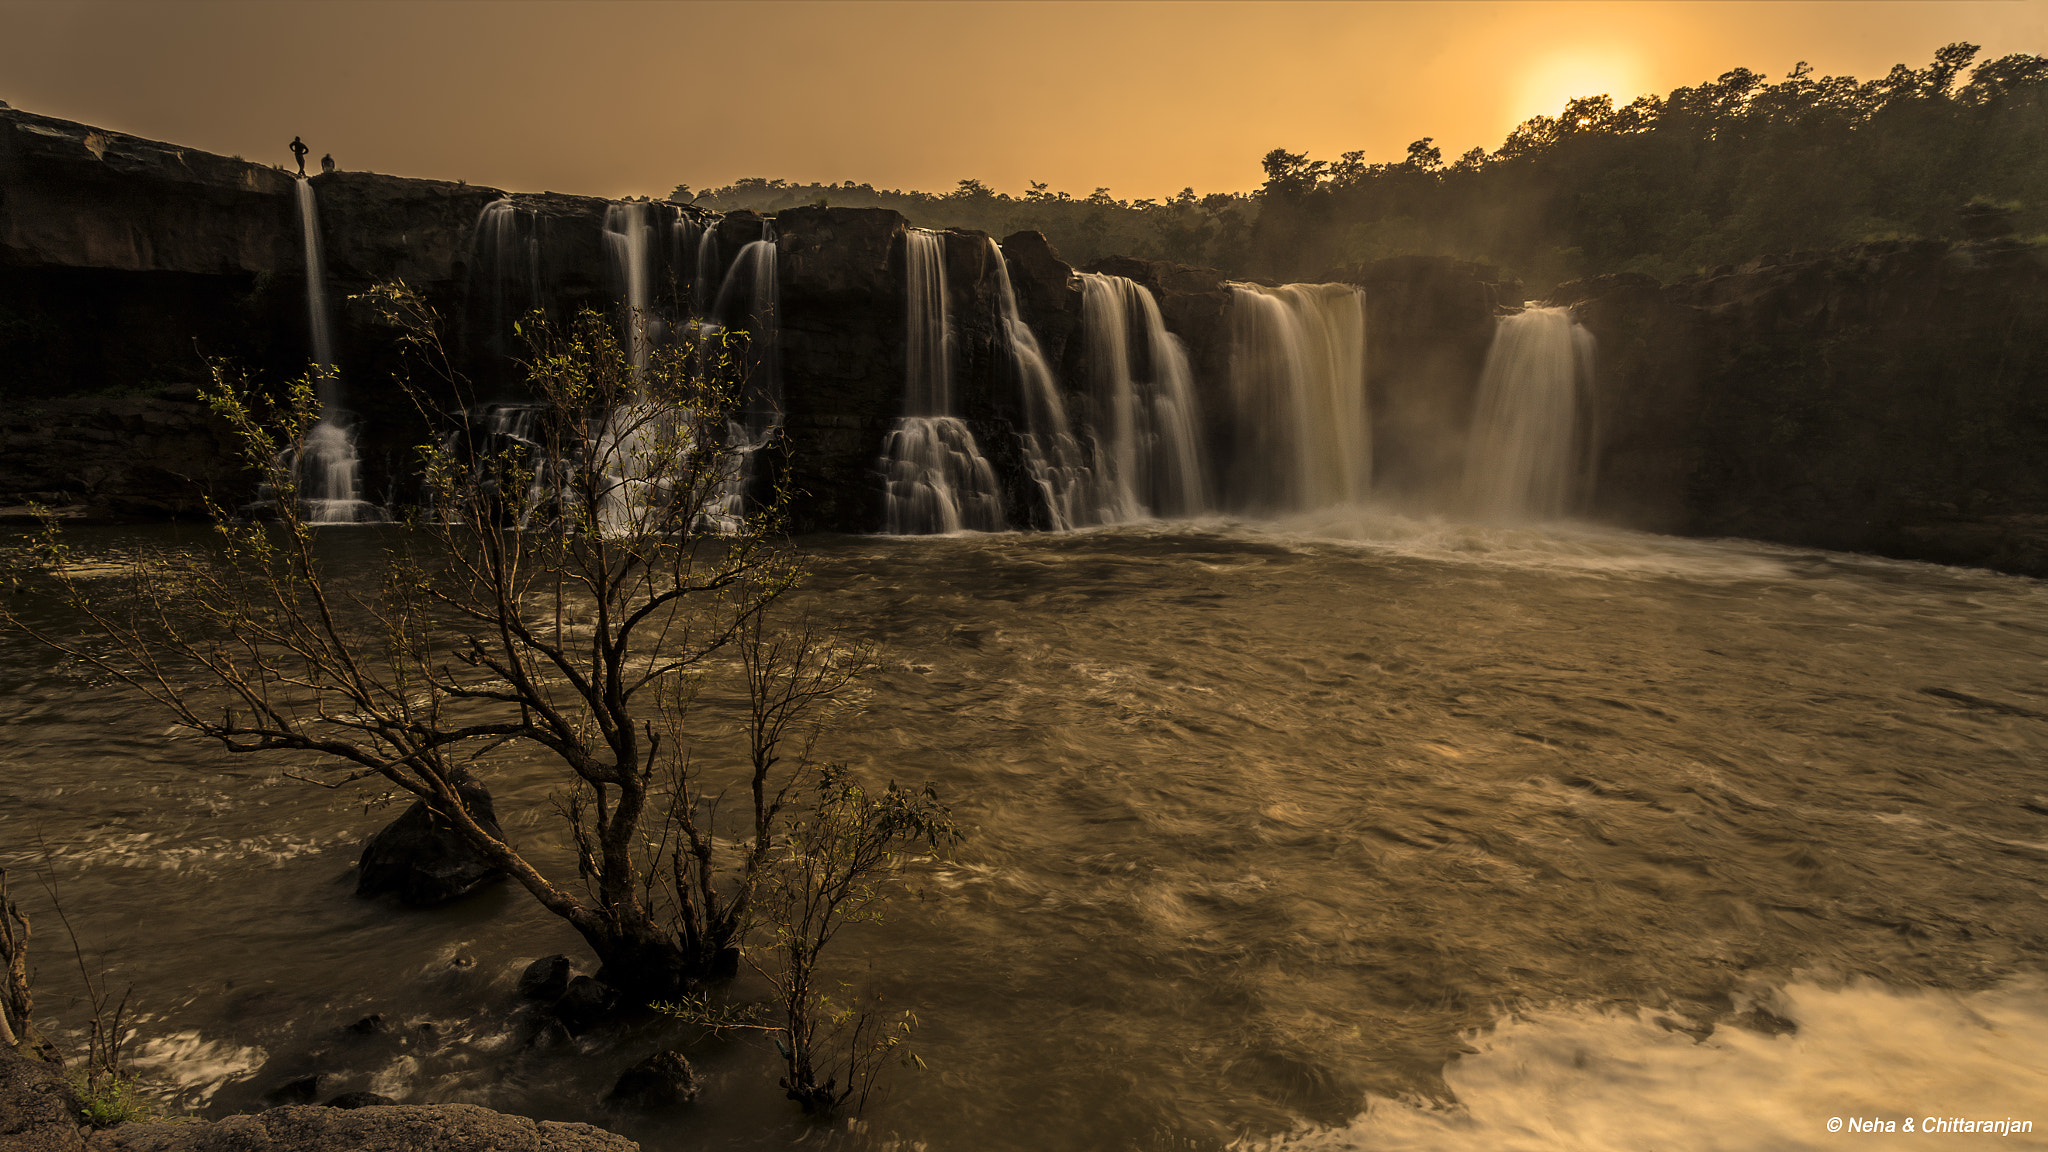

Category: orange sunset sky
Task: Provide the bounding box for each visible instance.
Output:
[2,1,2040,201]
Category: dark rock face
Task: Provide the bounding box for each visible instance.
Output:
[0,394,249,518]
[1564,240,2048,574]
[605,1050,699,1109]
[773,205,908,533]
[1551,271,1703,534]
[355,778,506,906]
[0,1048,83,1152]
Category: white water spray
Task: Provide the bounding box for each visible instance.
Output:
[1463,306,1596,521]
[1225,282,1370,513]
[881,230,1005,534]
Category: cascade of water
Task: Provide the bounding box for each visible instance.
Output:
[880,230,1005,534]
[1076,273,1208,520]
[295,180,336,384]
[603,201,656,377]
[1225,282,1370,513]
[471,199,544,358]
[693,218,723,319]
[701,221,781,531]
[287,177,385,525]
[988,238,1100,531]
[1463,306,1597,521]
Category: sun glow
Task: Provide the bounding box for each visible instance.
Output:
[1511,46,1649,128]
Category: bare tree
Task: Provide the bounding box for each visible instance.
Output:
[0,868,33,1054]
[2,289,873,1001]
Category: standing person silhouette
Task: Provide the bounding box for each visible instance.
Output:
[290,136,309,176]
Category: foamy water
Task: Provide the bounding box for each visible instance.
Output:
[1267,980,2048,1151]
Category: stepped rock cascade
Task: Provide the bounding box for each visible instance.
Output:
[1077,274,1208,520]
[881,230,1005,535]
[989,237,1101,531]
[287,177,385,524]
[1224,283,1370,513]
[1463,306,1597,521]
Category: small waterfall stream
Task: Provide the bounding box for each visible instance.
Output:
[1076,273,1208,521]
[287,178,384,524]
[881,230,1005,535]
[1463,306,1596,521]
[989,238,1100,531]
[602,201,657,377]
[1225,282,1370,513]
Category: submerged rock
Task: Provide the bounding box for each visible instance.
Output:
[605,1050,698,1109]
[354,778,506,906]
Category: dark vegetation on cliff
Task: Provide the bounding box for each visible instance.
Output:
[690,43,2045,291]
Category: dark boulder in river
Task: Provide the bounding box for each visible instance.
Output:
[354,778,506,906]
[605,1050,699,1109]
[517,954,575,1001]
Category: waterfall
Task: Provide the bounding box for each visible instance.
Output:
[470,199,544,364]
[880,230,1005,534]
[1224,282,1369,513]
[603,201,657,376]
[701,223,781,531]
[989,238,1100,531]
[1463,306,1597,521]
[1076,274,1208,520]
[296,180,336,381]
[286,178,384,525]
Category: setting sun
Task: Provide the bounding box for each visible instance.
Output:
[1511,46,1650,128]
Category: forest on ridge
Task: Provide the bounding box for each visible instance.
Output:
[686,43,2047,290]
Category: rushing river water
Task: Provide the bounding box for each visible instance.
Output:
[4,513,2048,1151]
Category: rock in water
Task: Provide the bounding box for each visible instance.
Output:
[518,954,575,1001]
[355,777,506,906]
[606,1051,698,1109]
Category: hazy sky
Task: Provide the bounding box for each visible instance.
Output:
[1,1,2039,201]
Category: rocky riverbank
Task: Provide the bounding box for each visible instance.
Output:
[0,1048,639,1152]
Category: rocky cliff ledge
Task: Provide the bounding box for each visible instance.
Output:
[6,104,2045,573]
[1560,239,2048,575]
[0,1048,637,1152]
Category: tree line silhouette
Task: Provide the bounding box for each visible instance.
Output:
[683,43,2043,291]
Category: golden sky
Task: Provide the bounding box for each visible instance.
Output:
[1,1,2039,201]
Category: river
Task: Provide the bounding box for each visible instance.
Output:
[4,511,2046,1151]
